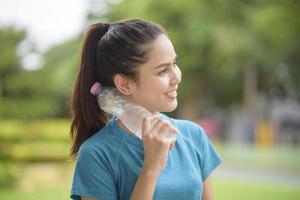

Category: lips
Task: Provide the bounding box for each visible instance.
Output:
[166,90,177,98]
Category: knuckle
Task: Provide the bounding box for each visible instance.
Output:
[143,132,152,140]
[162,140,170,146]
[162,121,172,128]
[161,123,169,131]
[157,119,164,124]
[160,119,168,124]
[144,116,151,122]
[153,136,163,144]
[153,135,161,142]
[142,118,149,126]
[147,133,154,139]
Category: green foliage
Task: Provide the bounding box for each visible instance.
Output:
[0,119,71,188]
[0,119,70,161]
[0,119,70,142]
[0,25,81,119]
[0,26,26,118]
[1,142,70,162]
[0,161,20,188]
[105,0,300,107]
[0,188,70,200]
[1,0,299,118]
[39,37,81,117]
[0,118,71,186]
[0,26,25,80]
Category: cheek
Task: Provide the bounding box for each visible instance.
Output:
[152,78,169,94]
[144,83,165,97]
[142,77,168,92]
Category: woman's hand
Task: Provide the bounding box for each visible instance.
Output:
[130,115,179,200]
[141,115,179,174]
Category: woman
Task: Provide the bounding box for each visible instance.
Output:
[70,19,222,200]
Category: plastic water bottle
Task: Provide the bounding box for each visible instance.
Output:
[118,103,153,139]
[96,87,177,140]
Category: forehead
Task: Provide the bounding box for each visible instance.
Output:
[145,34,176,66]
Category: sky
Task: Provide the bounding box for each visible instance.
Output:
[0,0,88,69]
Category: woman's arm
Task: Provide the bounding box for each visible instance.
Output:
[130,116,178,200]
[129,166,160,200]
[202,176,213,200]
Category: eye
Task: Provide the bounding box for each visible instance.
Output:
[158,68,168,75]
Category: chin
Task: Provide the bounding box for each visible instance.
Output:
[161,102,178,112]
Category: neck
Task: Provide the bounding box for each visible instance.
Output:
[116,118,135,135]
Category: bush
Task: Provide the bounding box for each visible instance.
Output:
[0,161,20,188]
[0,119,70,142]
[0,119,71,162]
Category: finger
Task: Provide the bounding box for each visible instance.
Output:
[168,125,179,134]
[169,141,175,151]
[163,120,179,133]
[142,115,160,139]
[156,124,178,143]
[154,120,178,137]
[142,115,160,135]
[157,122,170,135]
[165,132,178,140]
[150,119,169,136]
[157,132,178,144]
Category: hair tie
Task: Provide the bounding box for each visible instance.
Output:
[90,82,103,96]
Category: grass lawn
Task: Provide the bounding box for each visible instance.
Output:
[214,178,300,200]
[0,188,69,200]
[1,177,299,200]
[1,119,299,200]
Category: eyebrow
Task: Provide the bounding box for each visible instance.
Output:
[155,55,177,69]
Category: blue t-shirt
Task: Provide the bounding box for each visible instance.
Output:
[71,113,222,200]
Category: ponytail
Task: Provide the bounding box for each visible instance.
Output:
[69,23,110,159]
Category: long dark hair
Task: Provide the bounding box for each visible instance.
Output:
[70,19,165,159]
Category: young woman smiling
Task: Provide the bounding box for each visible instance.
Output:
[70,19,222,200]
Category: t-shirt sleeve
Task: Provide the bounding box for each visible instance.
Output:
[196,126,222,181]
[71,144,117,200]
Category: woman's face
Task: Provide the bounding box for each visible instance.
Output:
[127,34,182,113]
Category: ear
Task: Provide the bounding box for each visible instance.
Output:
[113,74,136,96]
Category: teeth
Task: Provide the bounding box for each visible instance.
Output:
[167,91,177,98]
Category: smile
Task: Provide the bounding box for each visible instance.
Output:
[166,90,177,98]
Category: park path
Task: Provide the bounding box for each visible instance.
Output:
[214,164,300,187]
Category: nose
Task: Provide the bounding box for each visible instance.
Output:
[170,65,182,85]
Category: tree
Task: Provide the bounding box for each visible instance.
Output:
[103,0,300,118]
[0,26,81,119]
[0,26,26,118]
[0,26,26,95]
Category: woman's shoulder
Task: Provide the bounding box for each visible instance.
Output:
[160,113,206,139]
[162,114,213,153]
[78,121,123,156]
[160,113,202,131]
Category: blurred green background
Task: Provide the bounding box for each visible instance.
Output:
[0,0,300,199]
